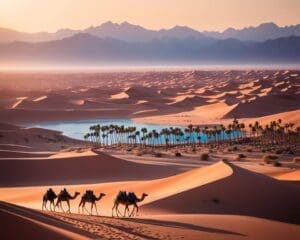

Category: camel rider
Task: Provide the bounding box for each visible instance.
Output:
[128,192,137,202]
[118,191,127,201]
[48,188,56,197]
[61,188,71,198]
[85,190,94,198]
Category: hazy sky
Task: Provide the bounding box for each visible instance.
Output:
[0,0,299,33]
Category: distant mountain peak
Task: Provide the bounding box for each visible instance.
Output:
[206,22,300,41]
[0,21,300,44]
[100,21,117,27]
[258,22,279,28]
[120,21,130,26]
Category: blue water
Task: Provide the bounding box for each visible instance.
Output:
[32,118,238,144]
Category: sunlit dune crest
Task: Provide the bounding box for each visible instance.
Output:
[110,87,130,99]
[11,97,28,109]
[33,95,47,102]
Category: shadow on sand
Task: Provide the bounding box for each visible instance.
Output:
[119,217,246,237]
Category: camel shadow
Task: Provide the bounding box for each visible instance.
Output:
[120,217,246,236]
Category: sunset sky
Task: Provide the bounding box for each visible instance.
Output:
[0,0,300,33]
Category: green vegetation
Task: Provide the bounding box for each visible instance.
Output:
[84,119,300,152]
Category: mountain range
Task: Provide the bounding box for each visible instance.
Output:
[1,21,300,43]
[0,22,300,65]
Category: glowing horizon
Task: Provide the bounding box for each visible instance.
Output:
[0,0,300,33]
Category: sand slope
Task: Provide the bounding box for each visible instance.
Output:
[142,161,300,223]
[275,170,300,181]
[0,201,90,240]
[0,150,180,187]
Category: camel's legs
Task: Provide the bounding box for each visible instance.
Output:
[94,203,99,216]
[51,201,55,211]
[78,200,83,214]
[83,202,90,215]
[117,205,123,217]
[135,205,139,216]
[129,205,136,217]
[91,203,93,216]
[112,202,118,217]
[42,200,45,211]
[54,201,58,212]
[67,201,71,213]
[124,205,130,217]
[59,201,65,212]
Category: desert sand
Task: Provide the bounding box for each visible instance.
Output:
[0,70,299,239]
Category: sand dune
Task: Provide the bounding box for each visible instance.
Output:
[0,123,80,151]
[225,94,300,118]
[68,99,85,105]
[134,102,238,125]
[1,160,299,224]
[11,97,28,109]
[0,69,299,239]
[2,202,299,240]
[0,149,180,187]
[15,93,75,109]
[0,150,52,158]
[142,161,300,223]
[0,201,90,240]
[275,170,300,181]
[166,94,195,105]
[170,96,208,108]
[110,88,129,100]
[1,70,299,125]
[33,96,48,102]
[0,160,235,215]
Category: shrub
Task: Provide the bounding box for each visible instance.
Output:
[153,152,163,158]
[200,153,209,161]
[293,157,300,164]
[263,155,278,164]
[273,161,282,167]
[232,146,239,151]
[175,152,182,157]
[136,151,143,156]
[235,154,246,161]
[275,149,283,154]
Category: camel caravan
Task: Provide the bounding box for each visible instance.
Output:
[42,188,148,217]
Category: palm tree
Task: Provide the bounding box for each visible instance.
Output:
[141,127,147,147]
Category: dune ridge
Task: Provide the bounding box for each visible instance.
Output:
[142,160,300,223]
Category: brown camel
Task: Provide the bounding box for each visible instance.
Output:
[55,188,80,213]
[112,191,148,217]
[78,190,106,215]
[42,188,57,211]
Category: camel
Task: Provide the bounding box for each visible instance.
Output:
[112,191,148,217]
[55,188,80,213]
[42,188,57,211]
[78,190,106,215]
